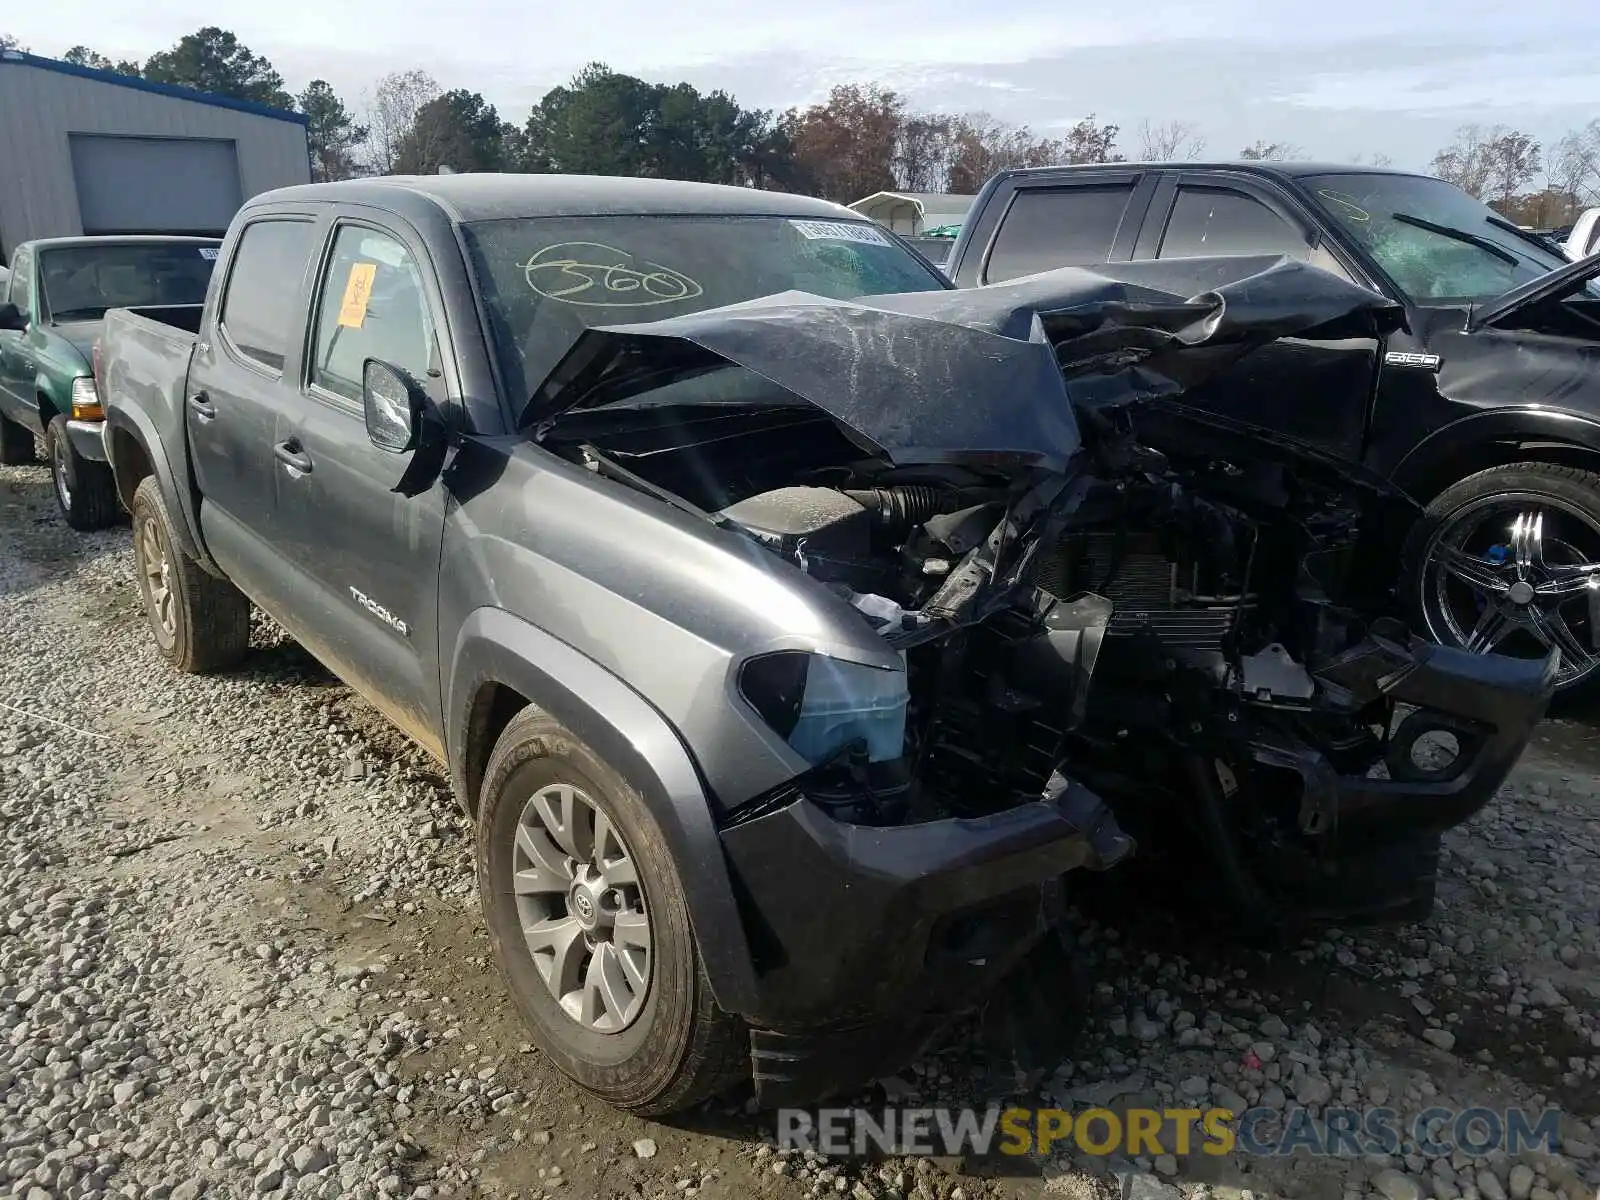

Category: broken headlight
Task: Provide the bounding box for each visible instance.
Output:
[739,651,909,767]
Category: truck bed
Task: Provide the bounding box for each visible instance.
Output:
[100,305,204,548]
[101,306,200,409]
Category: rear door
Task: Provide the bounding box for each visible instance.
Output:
[969,171,1157,285]
[271,215,451,755]
[1134,172,1379,460]
[187,213,323,604]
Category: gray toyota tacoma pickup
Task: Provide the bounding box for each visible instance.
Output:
[100,175,1554,1113]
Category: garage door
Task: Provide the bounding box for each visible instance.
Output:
[69,135,243,237]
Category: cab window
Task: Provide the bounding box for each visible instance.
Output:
[309,225,436,404]
[1158,188,1307,259]
[6,248,31,322]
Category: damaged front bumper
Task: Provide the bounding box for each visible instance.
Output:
[1305,628,1557,838]
[1229,628,1557,922]
[718,777,1126,1108]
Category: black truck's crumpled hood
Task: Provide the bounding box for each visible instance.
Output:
[524,257,1403,474]
[1469,249,1600,332]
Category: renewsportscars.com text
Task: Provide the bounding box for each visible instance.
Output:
[777,1106,1563,1159]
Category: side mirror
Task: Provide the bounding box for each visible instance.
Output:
[0,302,25,332]
[362,358,421,453]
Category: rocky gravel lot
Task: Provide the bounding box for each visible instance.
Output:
[1,458,1597,1200]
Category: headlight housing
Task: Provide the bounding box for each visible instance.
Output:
[740,651,909,766]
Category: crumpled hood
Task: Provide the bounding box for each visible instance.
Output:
[1469,248,1600,332]
[525,256,1403,475]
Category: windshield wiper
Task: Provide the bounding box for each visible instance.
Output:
[1391,212,1518,267]
[1483,212,1573,259]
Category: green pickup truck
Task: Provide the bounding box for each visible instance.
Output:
[0,236,220,528]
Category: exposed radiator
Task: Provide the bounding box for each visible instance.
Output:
[1040,534,1239,647]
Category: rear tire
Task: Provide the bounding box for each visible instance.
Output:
[477,707,747,1114]
[129,477,251,674]
[0,413,35,464]
[47,415,121,530]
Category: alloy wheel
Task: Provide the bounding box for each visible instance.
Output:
[52,435,72,511]
[511,783,652,1033]
[1419,494,1600,688]
[136,514,178,646]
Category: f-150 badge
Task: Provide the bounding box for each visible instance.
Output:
[1384,351,1442,370]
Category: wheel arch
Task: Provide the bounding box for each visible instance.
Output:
[103,408,215,570]
[446,606,762,1017]
[1392,409,1600,505]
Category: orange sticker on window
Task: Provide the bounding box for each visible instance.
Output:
[337,262,378,328]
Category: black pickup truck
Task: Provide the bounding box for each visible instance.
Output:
[948,163,1600,698]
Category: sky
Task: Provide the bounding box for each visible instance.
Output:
[12,0,1599,174]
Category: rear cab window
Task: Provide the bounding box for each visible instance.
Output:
[983,185,1136,283]
[218,220,319,372]
[38,241,218,323]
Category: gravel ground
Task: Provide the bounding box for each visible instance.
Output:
[1,458,1597,1200]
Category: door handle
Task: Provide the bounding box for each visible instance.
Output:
[188,392,216,421]
[273,439,313,476]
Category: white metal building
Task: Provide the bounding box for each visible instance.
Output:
[0,51,311,260]
[847,191,973,236]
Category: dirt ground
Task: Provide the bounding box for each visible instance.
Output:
[1,458,1596,1200]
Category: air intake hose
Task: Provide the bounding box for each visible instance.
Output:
[842,486,945,532]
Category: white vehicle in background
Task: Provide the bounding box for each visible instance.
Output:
[1565,208,1600,262]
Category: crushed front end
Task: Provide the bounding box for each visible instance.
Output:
[1046,399,1559,926]
[528,258,1554,1103]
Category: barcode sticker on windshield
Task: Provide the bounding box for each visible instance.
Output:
[790,220,891,246]
[198,248,219,260]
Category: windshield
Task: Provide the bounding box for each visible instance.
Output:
[1302,173,1592,304]
[460,214,948,407]
[38,242,218,322]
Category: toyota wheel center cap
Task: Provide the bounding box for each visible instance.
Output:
[571,885,600,930]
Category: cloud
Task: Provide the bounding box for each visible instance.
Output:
[12,0,1599,171]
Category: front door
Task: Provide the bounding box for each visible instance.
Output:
[186,215,323,606]
[272,218,450,755]
[0,247,39,431]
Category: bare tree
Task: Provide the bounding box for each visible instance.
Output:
[1432,124,1541,204]
[1430,124,1496,198]
[1238,139,1304,161]
[362,69,440,175]
[1484,129,1541,209]
[0,33,28,52]
[1137,119,1206,161]
[1550,120,1600,206]
[1350,151,1394,168]
[895,114,954,192]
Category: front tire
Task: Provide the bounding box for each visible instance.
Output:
[0,413,35,464]
[47,415,121,530]
[477,708,746,1114]
[129,477,252,674]
[1403,462,1600,702]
